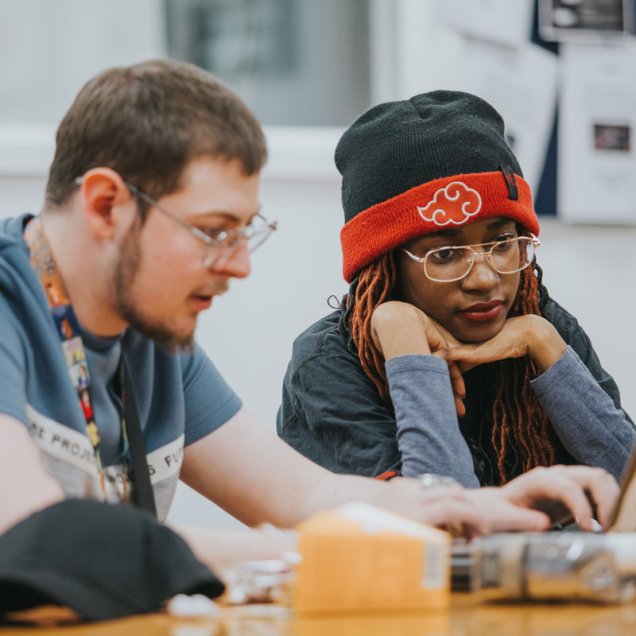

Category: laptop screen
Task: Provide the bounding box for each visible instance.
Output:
[609,443,636,531]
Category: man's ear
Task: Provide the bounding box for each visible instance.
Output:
[77,168,134,239]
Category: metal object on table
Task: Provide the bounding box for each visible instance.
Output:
[451,539,473,592]
[222,559,297,606]
[455,533,636,604]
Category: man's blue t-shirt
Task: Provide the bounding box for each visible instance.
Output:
[0,214,242,520]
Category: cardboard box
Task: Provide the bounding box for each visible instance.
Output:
[294,503,450,613]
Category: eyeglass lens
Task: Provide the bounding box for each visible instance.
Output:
[425,237,535,282]
[214,223,273,253]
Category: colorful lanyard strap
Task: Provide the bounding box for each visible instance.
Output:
[24,218,111,494]
[23,217,157,515]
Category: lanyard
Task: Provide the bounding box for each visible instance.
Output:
[23,217,156,515]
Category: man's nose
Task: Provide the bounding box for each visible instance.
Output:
[207,242,251,278]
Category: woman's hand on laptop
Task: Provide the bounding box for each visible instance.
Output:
[471,465,620,532]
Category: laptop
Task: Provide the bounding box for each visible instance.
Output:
[607,446,636,532]
[451,455,636,590]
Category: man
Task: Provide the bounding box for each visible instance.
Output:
[0,60,618,571]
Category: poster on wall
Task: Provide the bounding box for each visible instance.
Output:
[433,0,534,48]
[558,42,636,223]
[539,0,632,42]
[439,38,558,193]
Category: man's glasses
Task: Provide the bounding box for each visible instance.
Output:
[124,181,277,268]
[403,235,539,283]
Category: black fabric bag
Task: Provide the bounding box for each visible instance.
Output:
[0,499,224,622]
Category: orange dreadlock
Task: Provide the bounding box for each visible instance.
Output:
[344,252,555,484]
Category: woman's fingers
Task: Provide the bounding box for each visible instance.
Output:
[427,322,466,417]
[446,343,501,368]
[447,361,466,417]
[454,395,466,418]
[447,362,465,395]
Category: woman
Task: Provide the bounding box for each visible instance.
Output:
[277,90,635,487]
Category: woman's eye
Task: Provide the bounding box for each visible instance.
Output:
[491,235,518,253]
[431,247,461,262]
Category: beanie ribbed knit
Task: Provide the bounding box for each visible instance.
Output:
[336,90,539,282]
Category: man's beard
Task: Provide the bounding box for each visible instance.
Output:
[113,225,194,352]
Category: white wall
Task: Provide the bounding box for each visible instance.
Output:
[2,126,635,530]
[0,0,165,125]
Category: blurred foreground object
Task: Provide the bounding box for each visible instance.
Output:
[294,503,450,613]
[470,532,636,604]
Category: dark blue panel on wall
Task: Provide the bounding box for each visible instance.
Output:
[531,0,558,217]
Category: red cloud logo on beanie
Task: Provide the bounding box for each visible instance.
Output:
[417,181,482,227]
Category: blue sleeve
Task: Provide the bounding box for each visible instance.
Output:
[387,355,479,487]
[531,347,636,481]
[0,294,28,426]
[180,343,242,446]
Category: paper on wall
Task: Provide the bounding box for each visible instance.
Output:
[539,0,633,44]
[558,41,636,223]
[439,37,558,194]
[433,0,534,48]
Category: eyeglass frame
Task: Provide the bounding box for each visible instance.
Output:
[74,175,278,264]
[402,234,540,283]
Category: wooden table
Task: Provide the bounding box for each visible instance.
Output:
[1,594,636,635]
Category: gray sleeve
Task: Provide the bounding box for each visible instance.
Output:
[531,347,636,481]
[386,355,479,487]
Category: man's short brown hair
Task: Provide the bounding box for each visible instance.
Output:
[45,59,267,207]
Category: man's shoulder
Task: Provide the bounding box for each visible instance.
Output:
[0,214,37,291]
[0,215,50,339]
[0,214,31,248]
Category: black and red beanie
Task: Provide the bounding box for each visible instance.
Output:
[336,90,540,282]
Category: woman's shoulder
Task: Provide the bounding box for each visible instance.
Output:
[541,296,599,357]
[289,310,353,363]
[541,296,581,336]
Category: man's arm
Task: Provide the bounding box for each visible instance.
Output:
[182,406,392,527]
[0,413,297,571]
[181,406,619,533]
[181,406,494,531]
[0,414,64,533]
[0,406,618,573]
